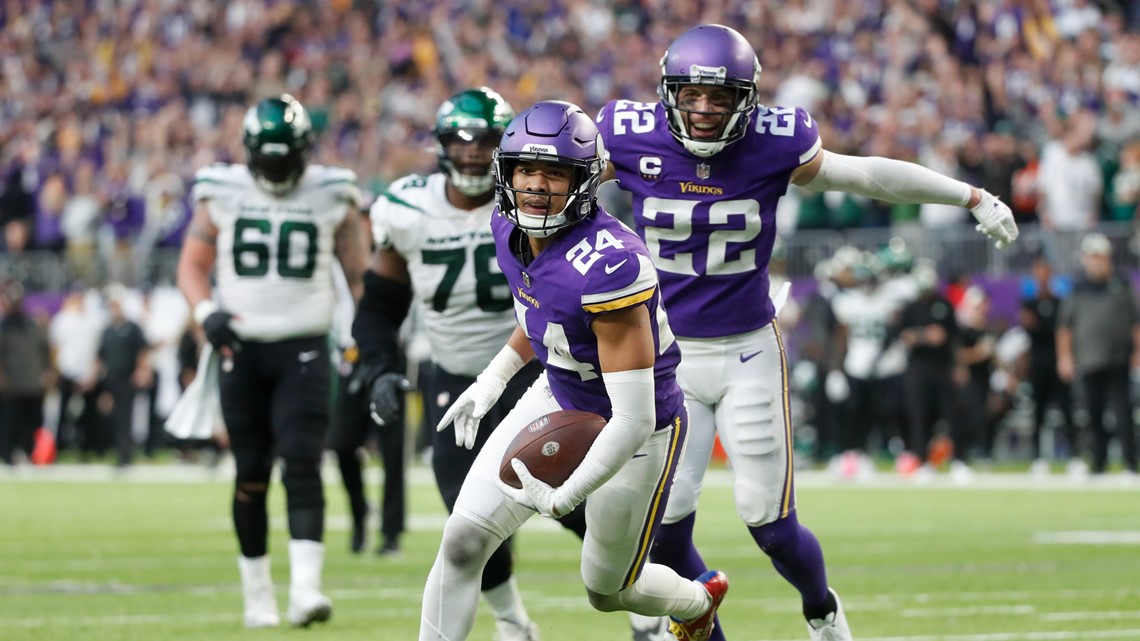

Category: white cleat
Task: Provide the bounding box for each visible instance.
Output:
[287,589,332,627]
[495,618,541,641]
[807,588,853,641]
[913,462,936,485]
[1066,458,1089,480]
[1029,458,1050,478]
[237,555,280,628]
[950,460,975,485]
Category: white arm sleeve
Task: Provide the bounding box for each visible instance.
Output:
[556,368,656,510]
[804,151,973,206]
[481,343,527,386]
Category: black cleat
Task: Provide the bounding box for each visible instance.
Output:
[375,535,400,556]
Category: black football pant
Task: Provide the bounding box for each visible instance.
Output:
[328,364,406,544]
[902,360,954,462]
[1081,366,1138,473]
[220,335,330,558]
[1030,365,1076,460]
[0,394,42,464]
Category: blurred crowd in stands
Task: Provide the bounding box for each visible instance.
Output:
[2,0,1140,270]
[5,232,1139,479]
[3,1,1140,476]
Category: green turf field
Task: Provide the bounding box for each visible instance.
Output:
[2,466,1139,641]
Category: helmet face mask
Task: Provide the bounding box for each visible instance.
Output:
[243,95,314,197]
[494,101,605,238]
[434,87,515,197]
[658,24,761,158]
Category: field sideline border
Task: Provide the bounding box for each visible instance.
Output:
[2,463,1137,491]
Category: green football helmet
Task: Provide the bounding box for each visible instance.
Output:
[877,236,914,275]
[242,94,315,197]
[433,87,514,196]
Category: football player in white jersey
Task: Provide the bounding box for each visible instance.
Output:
[176,95,370,629]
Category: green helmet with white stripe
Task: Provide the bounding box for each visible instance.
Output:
[433,87,514,196]
[242,94,315,197]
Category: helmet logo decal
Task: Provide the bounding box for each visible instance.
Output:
[688,64,727,83]
[521,143,558,154]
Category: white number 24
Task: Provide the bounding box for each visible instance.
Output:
[565,229,625,275]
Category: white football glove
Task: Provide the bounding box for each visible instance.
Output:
[436,374,508,449]
[497,459,575,518]
[969,189,1019,249]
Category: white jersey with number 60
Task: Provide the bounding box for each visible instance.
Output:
[371,173,515,377]
[192,163,363,342]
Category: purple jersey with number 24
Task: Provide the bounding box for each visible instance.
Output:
[597,100,821,338]
[491,205,685,429]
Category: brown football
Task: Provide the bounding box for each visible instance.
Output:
[500,410,607,490]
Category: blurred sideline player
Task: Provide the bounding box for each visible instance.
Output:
[425,99,726,641]
[597,24,1018,641]
[327,259,406,556]
[177,95,370,628]
[351,88,626,641]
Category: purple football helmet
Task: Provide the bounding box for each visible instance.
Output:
[494,100,606,238]
[658,24,762,157]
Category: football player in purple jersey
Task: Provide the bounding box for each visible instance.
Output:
[596,24,1020,641]
[422,100,727,641]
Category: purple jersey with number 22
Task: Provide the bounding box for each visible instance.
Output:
[597,100,820,338]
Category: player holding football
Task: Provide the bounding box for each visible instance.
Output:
[177,94,370,628]
[596,24,1019,641]
[423,100,727,641]
[353,88,665,641]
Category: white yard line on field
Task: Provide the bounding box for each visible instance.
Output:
[7,606,1140,641]
[747,630,1140,641]
[1032,530,1140,544]
[3,465,1139,492]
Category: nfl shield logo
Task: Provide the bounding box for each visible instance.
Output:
[522,272,531,287]
[696,163,711,179]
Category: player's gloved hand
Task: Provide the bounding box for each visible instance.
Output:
[498,459,574,518]
[369,372,412,426]
[969,189,1019,249]
[202,310,242,354]
[437,373,508,449]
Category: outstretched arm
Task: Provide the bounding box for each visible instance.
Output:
[792,149,977,206]
[790,150,1017,248]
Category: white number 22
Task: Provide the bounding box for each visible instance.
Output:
[641,197,762,276]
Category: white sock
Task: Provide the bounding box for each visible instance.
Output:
[287,540,325,596]
[482,577,530,625]
[616,564,711,620]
